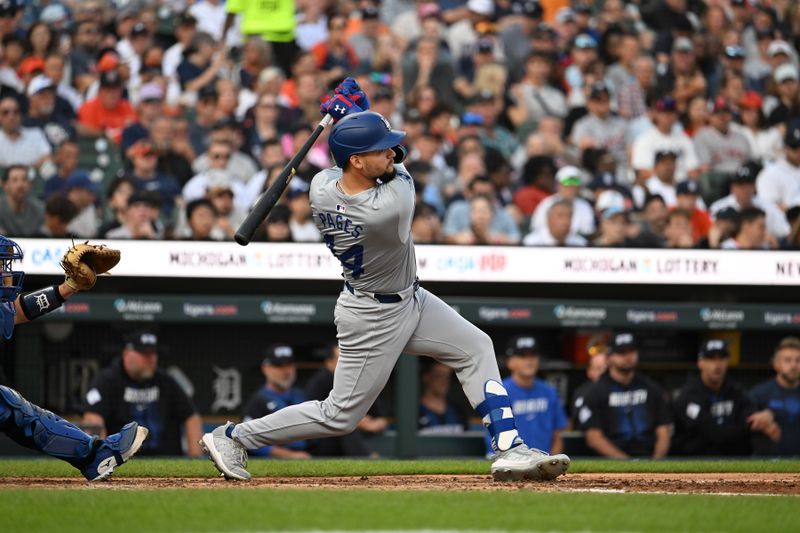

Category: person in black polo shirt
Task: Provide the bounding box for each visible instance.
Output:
[672,339,775,456]
[577,332,672,458]
[750,336,800,456]
[82,330,203,457]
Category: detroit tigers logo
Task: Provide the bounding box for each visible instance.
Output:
[34,293,50,311]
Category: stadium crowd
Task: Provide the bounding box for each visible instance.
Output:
[0,0,799,249]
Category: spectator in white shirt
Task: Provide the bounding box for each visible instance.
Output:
[0,96,51,169]
[756,124,800,212]
[524,198,588,246]
[531,166,596,237]
[710,162,790,240]
[693,97,752,175]
[720,207,771,249]
[631,96,699,183]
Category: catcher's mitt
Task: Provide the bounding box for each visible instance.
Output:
[60,242,121,291]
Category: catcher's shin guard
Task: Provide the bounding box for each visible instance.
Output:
[477,380,521,452]
[0,386,97,466]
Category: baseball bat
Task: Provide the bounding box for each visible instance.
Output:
[234,114,334,246]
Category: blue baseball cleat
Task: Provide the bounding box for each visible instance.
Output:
[81,422,149,481]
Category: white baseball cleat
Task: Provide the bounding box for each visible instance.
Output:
[491,442,570,481]
[199,421,251,481]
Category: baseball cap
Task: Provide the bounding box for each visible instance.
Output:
[724,45,745,59]
[97,52,121,73]
[130,22,149,38]
[774,63,798,84]
[198,84,219,100]
[732,161,760,184]
[739,91,763,110]
[574,34,597,50]
[785,124,800,149]
[588,81,610,100]
[506,335,540,356]
[595,189,626,212]
[515,0,543,18]
[262,344,295,365]
[573,2,592,14]
[0,0,16,17]
[676,180,700,196]
[601,205,627,220]
[40,3,68,25]
[287,177,310,199]
[477,37,494,54]
[711,96,732,114]
[672,37,694,53]
[654,149,678,162]
[768,40,793,58]
[588,171,616,190]
[608,332,637,354]
[466,88,496,106]
[206,169,234,193]
[699,339,729,359]
[556,166,582,187]
[532,23,556,39]
[716,206,740,222]
[17,57,45,78]
[467,0,493,16]
[461,112,484,126]
[417,2,441,19]
[66,171,97,193]
[555,6,574,24]
[362,5,380,19]
[27,75,54,97]
[138,82,164,102]
[655,96,677,112]
[177,12,198,27]
[127,190,161,208]
[756,28,775,41]
[124,329,159,353]
[100,70,123,88]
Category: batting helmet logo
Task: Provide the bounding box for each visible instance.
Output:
[328,111,407,168]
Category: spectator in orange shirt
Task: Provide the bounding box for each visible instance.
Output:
[674,180,711,243]
[77,70,137,144]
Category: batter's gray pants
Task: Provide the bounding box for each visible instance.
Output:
[233,286,501,448]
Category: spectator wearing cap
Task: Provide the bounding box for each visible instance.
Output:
[481,335,566,455]
[756,123,800,211]
[631,96,700,183]
[64,172,99,238]
[730,91,783,163]
[749,337,800,456]
[672,339,771,456]
[163,13,197,79]
[710,161,790,240]
[38,193,78,238]
[570,343,608,429]
[418,360,468,435]
[104,190,164,239]
[287,177,321,242]
[304,343,388,456]
[720,206,771,249]
[0,165,44,237]
[674,180,712,243]
[68,20,102,93]
[188,84,219,155]
[116,21,151,95]
[125,140,181,218]
[530,166,596,237]
[571,81,628,177]
[645,149,687,208]
[82,330,202,457]
[0,95,51,168]
[592,205,634,247]
[694,96,752,175]
[524,198,588,246]
[696,206,739,249]
[508,51,568,129]
[577,332,672,458]
[22,74,74,148]
[77,70,137,144]
[445,0,494,63]
[655,37,707,114]
[564,33,599,107]
[242,344,310,458]
[765,64,800,128]
[120,82,165,155]
[453,36,504,102]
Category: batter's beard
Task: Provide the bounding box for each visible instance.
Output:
[375,167,397,183]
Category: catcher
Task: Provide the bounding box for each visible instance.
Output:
[0,237,149,480]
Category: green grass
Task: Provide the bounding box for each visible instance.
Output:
[1,458,800,478]
[1,489,798,533]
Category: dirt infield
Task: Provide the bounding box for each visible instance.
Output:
[1,473,798,495]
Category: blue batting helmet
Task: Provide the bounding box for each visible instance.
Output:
[328,111,407,168]
[0,235,24,304]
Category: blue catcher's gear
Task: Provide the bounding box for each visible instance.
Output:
[0,236,24,339]
[81,422,149,481]
[328,111,407,168]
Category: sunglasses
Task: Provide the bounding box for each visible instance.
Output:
[258,102,277,109]
[211,153,231,160]
[0,108,20,115]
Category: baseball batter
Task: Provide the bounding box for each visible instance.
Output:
[201,80,570,481]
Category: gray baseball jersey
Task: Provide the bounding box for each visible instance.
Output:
[231,164,503,450]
